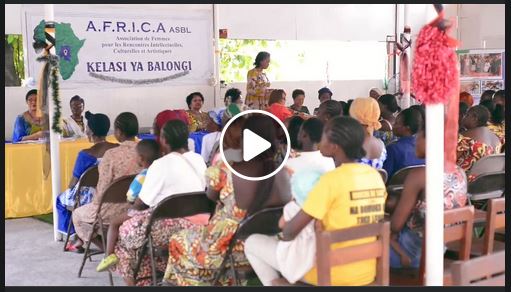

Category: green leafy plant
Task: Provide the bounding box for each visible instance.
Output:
[6,34,25,84]
[219,39,280,84]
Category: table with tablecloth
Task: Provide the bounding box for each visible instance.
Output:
[5,136,117,218]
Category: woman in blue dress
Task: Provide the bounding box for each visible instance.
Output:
[57,111,118,251]
[12,89,48,142]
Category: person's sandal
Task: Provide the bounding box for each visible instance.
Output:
[96,254,119,272]
[65,242,85,253]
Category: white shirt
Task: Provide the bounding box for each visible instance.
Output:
[138,151,207,207]
[201,131,221,163]
[286,150,335,175]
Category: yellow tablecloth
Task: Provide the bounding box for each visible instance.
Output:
[5,136,118,218]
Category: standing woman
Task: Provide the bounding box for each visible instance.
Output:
[12,89,48,142]
[246,51,272,110]
[62,95,86,138]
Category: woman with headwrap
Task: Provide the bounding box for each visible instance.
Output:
[60,111,119,251]
[459,91,474,107]
[349,98,387,169]
[153,109,195,154]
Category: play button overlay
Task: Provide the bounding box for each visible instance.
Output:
[220,109,291,181]
[243,129,271,162]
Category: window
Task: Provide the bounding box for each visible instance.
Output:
[220,39,386,83]
[5,34,25,87]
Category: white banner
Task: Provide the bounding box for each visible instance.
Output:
[25,9,213,88]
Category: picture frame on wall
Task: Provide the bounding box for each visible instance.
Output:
[458,49,504,80]
[460,80,482,96]
[481,79,505,91]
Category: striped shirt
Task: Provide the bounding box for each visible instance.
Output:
[126,169,148,203]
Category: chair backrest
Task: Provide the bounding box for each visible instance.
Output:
[444,205,474,261]
[467,171,505,201]
[467,154,505,178]
[419,206,475,284]
[315,221,390,286]
[387,165,425,187]
[377,169,388,184]
[76,165,99,189]
[450,250,505,286]
[235,207,284,240]
[99,174,137,206]
[483,198,505,255]
[146,191,216,236]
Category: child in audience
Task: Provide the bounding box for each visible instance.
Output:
[96,139,161,272]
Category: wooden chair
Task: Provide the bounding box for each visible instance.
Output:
[132,191,216,285]
[447,198,505,257]
[467,153,505,178]
[390,206,474,286]
[378,169,388,184]
[63,165,99,252]
[316,221,390,286]
[450,250,505,286]
[213,207,284,286]
[77,174,136,286]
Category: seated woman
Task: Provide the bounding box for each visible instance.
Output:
[286,116,305,152]
[153,109,193,153]
[383,108,425,179]
[266,89,293,122]
[59,111,118,249]
[244,116,386,286]
[349,97,387,169]
[70,112,143,251]
[162,114,291,286]
[316,100,343,125]
[112,118,208,286]
[457,105,501,172]
[185,92,215,133]
[374,94,400,146]
[61,95,86,138]
[288,89,310,115]
[12,89,48,142]
[481,98,505,147]
[388,127,468,269]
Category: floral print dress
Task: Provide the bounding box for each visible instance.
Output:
[487,122,505,149]
[456,134,501,172]
[163,161,249,286]
[246,68,270,110]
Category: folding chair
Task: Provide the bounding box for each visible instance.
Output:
[63,165,99,251]
[467,171,505,225]
[386,165,425,195]
[213,206,284,286]
[377,169,388,184]
[77,174,136,286]
[451,250,505,286]
[132,191,216,285]
[467,153,505,178]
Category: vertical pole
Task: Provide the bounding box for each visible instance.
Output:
[425,103,444,286]
[401,4,411,109]
[44,4,61,242]
[212,4,220,109]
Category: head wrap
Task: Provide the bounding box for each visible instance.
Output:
[349,97,382,136]
[85,111,110,137]
[154,110,189,144]
[459,92,474,107]
[369,87,383,97]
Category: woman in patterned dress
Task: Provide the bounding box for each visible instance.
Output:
[112,118,208,286]
[388,128,468,269]
[457,105,501,172]
[246,52,272,110]
[162,114,291,286]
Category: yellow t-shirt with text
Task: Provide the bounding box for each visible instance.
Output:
[302,163,387,286]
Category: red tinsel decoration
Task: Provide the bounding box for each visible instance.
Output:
[413,11,460,171]
[412,14,459,105]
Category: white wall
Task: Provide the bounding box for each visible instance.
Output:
[458,4,505,49]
